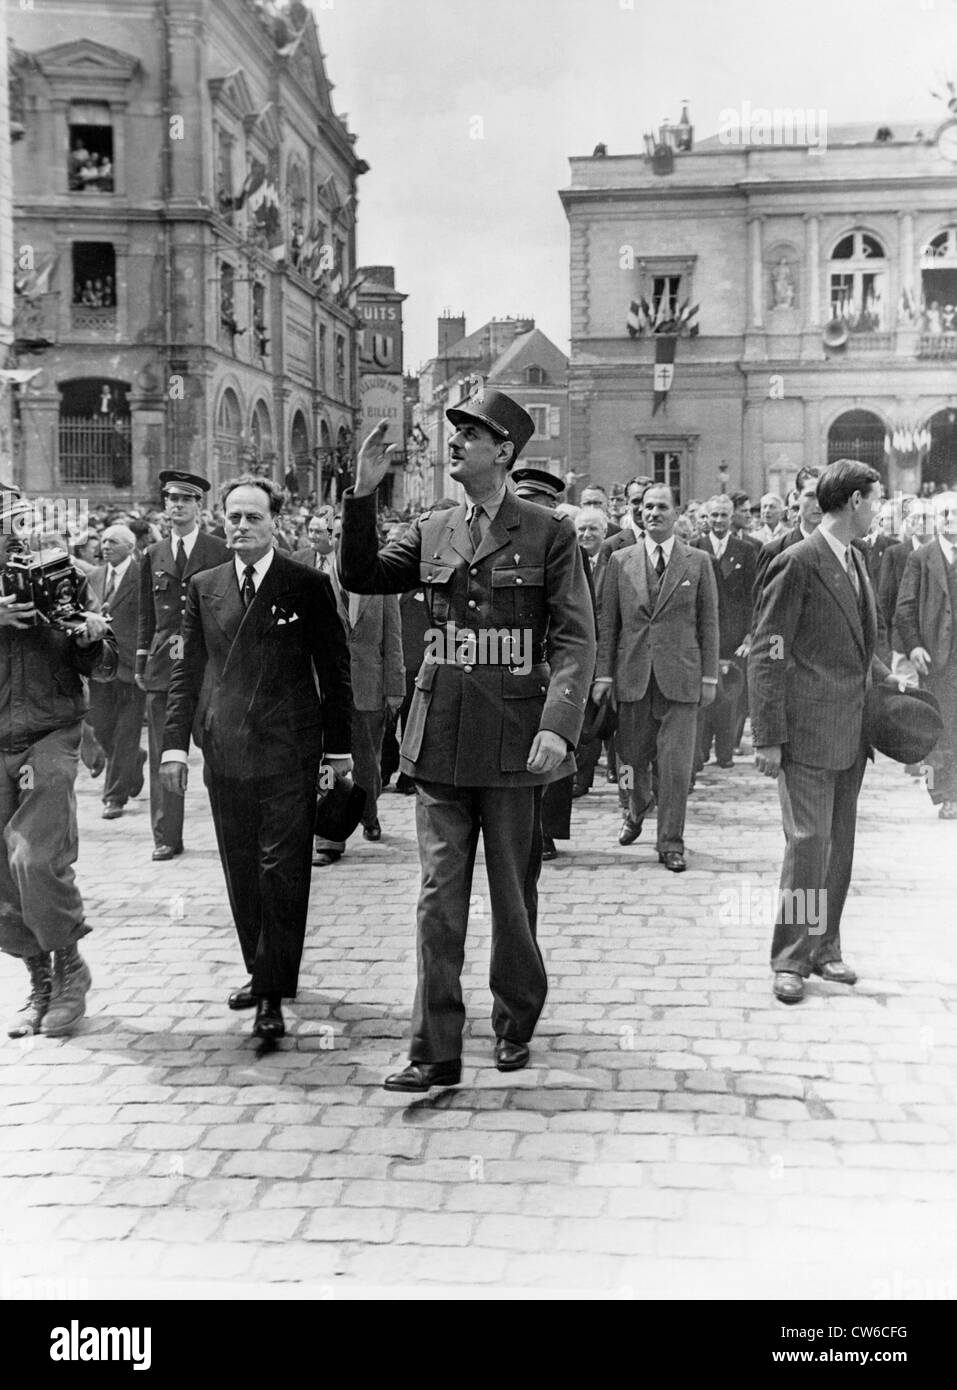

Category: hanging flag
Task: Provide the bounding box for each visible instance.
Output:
[652,335,678,415]
[14,252,58,299]
[626,300,643,338]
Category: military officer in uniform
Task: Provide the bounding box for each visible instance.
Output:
[136,471,228,860]
[340,391,596,1091]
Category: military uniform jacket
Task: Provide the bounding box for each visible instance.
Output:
[339,489,596,787]
[136,531,229,691]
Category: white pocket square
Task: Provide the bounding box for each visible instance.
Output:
[681,579,691,587]
[273,611,299,625]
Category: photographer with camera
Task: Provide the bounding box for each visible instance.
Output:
[0,498,117,1038]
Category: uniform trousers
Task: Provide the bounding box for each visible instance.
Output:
[146,691,184,851]
[770,750,867,976]
[87,678,146,805]
[203,756,320,999]
[0,723,91,958]
[410,780,546,1062]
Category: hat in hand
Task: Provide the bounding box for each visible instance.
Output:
[314,770,367,841]
[863,680,943,765]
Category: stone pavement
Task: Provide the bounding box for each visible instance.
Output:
[0,742,955,1300]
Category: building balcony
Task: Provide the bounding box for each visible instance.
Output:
[845,330,895,352]
[70,305,116,333]
[917,332,957,360]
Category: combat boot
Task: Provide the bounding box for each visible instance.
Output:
[41,942,92,1036]
[7,953,53,1039]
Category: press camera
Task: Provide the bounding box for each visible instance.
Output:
[0,541,87,631]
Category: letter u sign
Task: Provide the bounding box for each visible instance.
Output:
[372,333,395,369]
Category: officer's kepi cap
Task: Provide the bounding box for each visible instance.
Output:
[158,470,211,497]
[511,467,566,501]
[445,389,535,460]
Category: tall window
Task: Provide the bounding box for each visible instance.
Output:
[287,163,306,268]
[68,102,114,192]
[216,128,235,216]
[318,324,327,387]
[252,281,268,358]
[59,379,131,487]
[334,333,346,395]
[828,231,886,332]
[71,244,116,329]
[651,274,681,323]
[653,451,682,506]
[527,405,549,438]
[921,228,957,336]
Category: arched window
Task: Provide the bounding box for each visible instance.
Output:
[920,228,957,337]
[827,409,886,478]
[215,387,242,474]
[828,230,887,332]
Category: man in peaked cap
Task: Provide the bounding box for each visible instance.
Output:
[340,388,595,1090]
[511,466,566,506]
[136,471,228,861]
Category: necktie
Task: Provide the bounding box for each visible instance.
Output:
[468,504,484,557]
[655,545,666,579]
[103,568,116,607]
[316,552,327,573]
[174,538,186,579]
[241,564,256,610]
[846,548,861,600]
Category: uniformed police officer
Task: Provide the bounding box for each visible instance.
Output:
[135,471,228,860]
[340,390,596,1091]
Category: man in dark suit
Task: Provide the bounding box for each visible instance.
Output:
[692,495,756,768]
[136,471,228,860]
[895,491,957,820]
[310,515,404,862]
[750,459,888,1004]
[753,467,823,599]
[877,497,934,648]
[340,390,595,1090]
[861,500,897,587]
[593,484,719,872]
[579,484,620,537]
[592,477,649,600]
[291,512,335,574]
[87,525,146,819]
[160,476,353,1040]
[730,491,761,550]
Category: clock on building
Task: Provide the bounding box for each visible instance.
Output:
[937,120,957,164]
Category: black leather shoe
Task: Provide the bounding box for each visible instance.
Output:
[541,835,558,861]
[572,784,589,799]
[363,820,382,842]
[152,843,183,861]
[812,960,858,985]
[252,998,285,1040]
[605,767,617,783]
[618,819,642,846]
[228,981,259,1011]
[395,775,417,795]
[773,971,805,1003]
[312,849,342,867]
[658,850,686,872]
[102,800,124,819]
[383,1060,461,1092]
[494,1038,530,1072]
[130,749,147,799]
[716,760,734,769]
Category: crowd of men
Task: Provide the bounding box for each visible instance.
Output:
[1,395,953,1078]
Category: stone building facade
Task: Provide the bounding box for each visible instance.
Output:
[560,114,957,503]
[9,0,366,505]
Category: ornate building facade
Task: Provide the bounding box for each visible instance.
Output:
[9,0,366,503]
[560,113,957,503]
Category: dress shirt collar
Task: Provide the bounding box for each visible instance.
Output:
[233,548,274,591]
[709,531,729,559]
[172,525,200,557]
[644,533,676,564]
[107,554,133,585]
[467,481,507,522]
[819,525,853,572]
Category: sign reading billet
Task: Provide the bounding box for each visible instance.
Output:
[360,375,403,447]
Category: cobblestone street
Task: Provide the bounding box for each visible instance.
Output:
[1,746,955,1299]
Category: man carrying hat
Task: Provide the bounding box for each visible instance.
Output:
[136,471,228,861]
[340,389,595,1090]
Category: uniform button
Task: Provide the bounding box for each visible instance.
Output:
[463,664,472,673]
[515,577,523,584]
[467,600,476,609]
[470,568,477,575]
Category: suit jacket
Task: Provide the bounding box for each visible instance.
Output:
[878,539,931,651]
[895,540,955,672]
[862,531,895,586]
[163,550,352,781]
[136,531,229,691]
[339,488,596,787]
[749,528,887,770]
[89,557,139,682]
[593,528,637,605]
[753,525,806,603]
[692,535,756,657]
[596,538,719,703]
[328,561,405,711]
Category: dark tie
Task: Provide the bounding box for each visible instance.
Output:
[174,538,186,579]
[316,552,327,573]
[655,545,666,579]
[102,567,116,607]
[241,564,256,610]
[846,548,861,600]
[468,504,484,557]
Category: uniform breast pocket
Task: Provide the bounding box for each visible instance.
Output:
[154,578,170,596]
[490,566,545,626]
[418,563,454,625]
